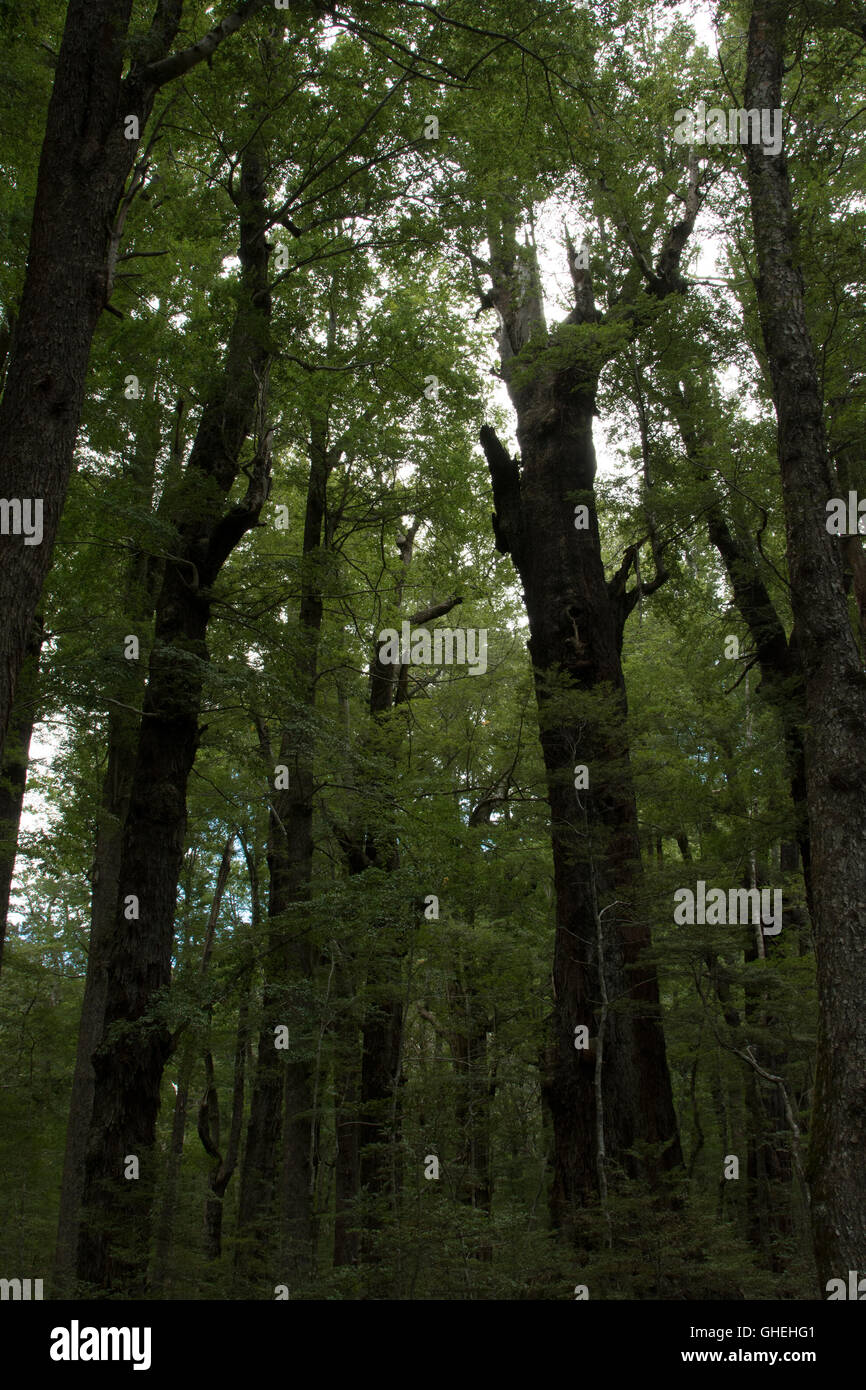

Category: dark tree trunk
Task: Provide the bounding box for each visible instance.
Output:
[332,691,361,1269]
[234,744,316,1291]
[482,416,679,1217]
[0,0,264,767]
[744,0,866,1287]
[54,658,143,1296]
[0,615,42,978]
[76,149,273,1295]
[480,208,684,1227]
[0,0,139,765]
[54,406,168,1297]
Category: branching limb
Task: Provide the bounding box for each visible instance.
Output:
[141,0,270,89]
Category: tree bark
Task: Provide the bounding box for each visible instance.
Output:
[479,206,684,1228]
[744,0,866,1288]
[0,615,42,979]
[53,405,167,1297]
[0,0,266,768]
[76,148,273,1295]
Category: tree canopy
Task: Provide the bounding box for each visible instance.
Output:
[0,0,864,1314]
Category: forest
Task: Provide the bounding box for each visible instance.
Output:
[0,0,864,1306]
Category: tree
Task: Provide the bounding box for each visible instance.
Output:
[742,0,866,1288]
[0,0,857,1306]
[0,0,269,771]
[77,139,274,1294]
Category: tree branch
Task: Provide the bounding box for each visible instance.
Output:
[480,424,522,560]
[407,596,463,625]
[141,0,270,89]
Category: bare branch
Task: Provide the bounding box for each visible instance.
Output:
[407,596,463,625]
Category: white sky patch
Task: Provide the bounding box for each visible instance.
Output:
[10,718,68,928]
[20,723,61,835]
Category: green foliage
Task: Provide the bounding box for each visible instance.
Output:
[0,0,846,1300]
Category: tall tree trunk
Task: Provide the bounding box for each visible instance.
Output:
[76,148,273,1294]
[0,615,42,978]
[453,795,500,1222]
[479,207,685,1227]
[0,0,264,766]
[358,974,403,1214]
[53,405,168,1297]
[54,692,143,1297]
[744,0,866,1287]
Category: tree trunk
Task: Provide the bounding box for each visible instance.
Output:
[76,148,273,1294]
[0,615,42,978]
[53,406,167,1297]
[480,209,683,1227]
[0,0,264,766]
[744,0,866,1287]
[359,986,403,1211]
